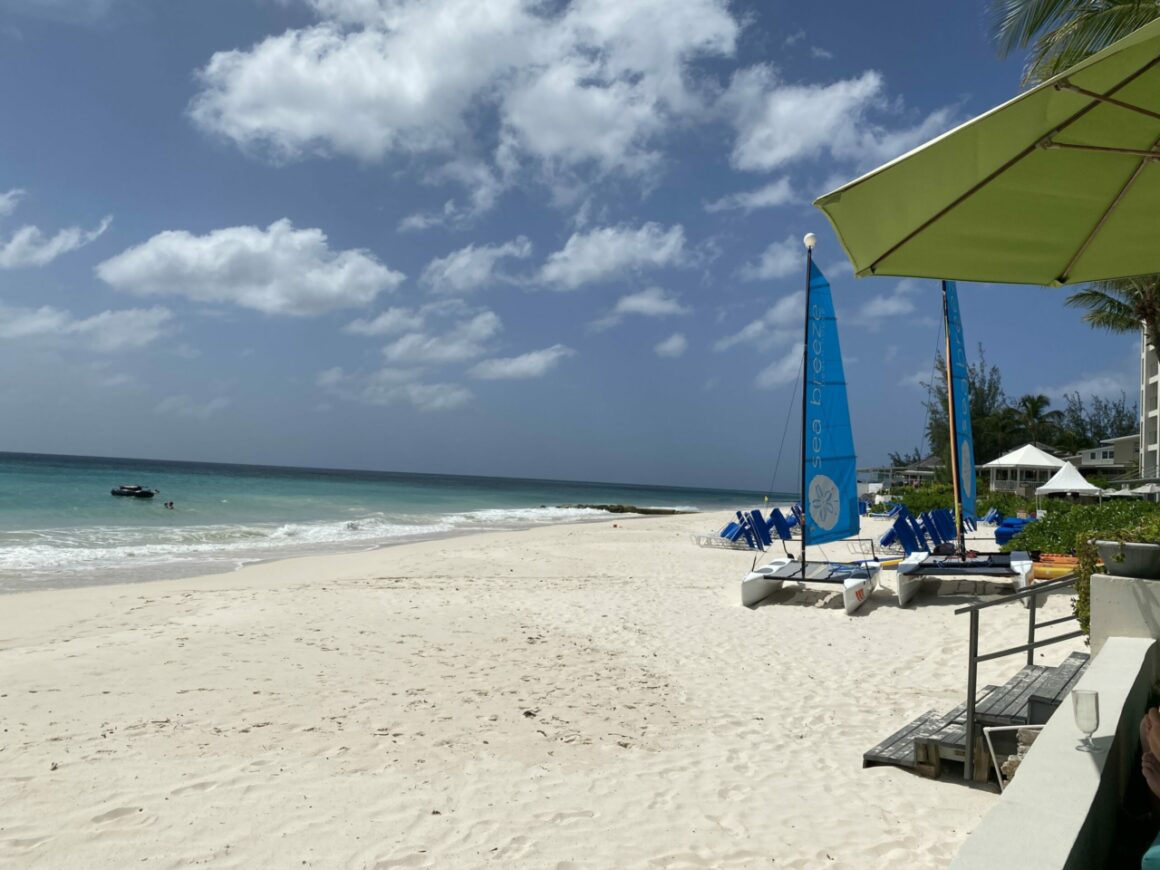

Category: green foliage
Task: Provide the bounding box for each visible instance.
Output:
[976,489,1035,518]
[888,447,923,468]
[893,483,956,515]
[1055,391,1138,454]
[1004,501,1160,634]
[909,342,1136,466]
[888,482,1035,517]
[989,0,1160,85]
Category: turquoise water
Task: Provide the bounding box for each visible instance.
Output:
[0,452,779,592]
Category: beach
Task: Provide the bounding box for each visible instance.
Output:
[0,511,1085,869]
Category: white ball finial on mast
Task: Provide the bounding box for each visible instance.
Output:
[803,232,817,250]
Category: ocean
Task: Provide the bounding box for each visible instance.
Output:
[0,452,781,593]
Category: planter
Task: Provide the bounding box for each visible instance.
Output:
[1094,540,1160,579]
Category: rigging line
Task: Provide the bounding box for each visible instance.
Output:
[765,351,805,499]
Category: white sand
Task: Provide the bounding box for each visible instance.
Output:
[0,512,1085,869]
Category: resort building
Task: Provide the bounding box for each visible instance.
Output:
[858,454,942,489]
[979,443,1065,497]
[1142,325,1159,480]
[1064,433,1140,480]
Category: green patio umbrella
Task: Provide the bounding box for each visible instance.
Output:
[814,18,1160,286]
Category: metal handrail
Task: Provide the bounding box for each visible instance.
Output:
[959,572,1082,781]
[954,573,1078,613]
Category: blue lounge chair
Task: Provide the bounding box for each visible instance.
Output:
[768,509,795,541]
[920,513,945,547]
[892,518,926,556]
[748,510,774,548]
[932,509,957,542]
[904,515,934,551]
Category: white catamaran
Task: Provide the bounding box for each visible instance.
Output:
[741,234,880,615]
[894,280,1032,606]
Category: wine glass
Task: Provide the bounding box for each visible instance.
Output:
[1073,689,1099,750]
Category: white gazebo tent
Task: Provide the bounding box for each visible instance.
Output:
[1035,462,1103,508]
[980,444,1066,496]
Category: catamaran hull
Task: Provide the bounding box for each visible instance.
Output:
[895,551,930,606]
[896,550,1033,606]
[742,558,880,615]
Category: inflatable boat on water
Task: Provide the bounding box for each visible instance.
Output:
[111,484,158,498]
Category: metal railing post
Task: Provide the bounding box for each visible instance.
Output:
[965,609,979,781]
[1027,586,1037,666]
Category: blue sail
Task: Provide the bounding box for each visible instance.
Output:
[944,281,977,521]
[803,260,858,547]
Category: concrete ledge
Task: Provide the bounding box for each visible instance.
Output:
[950,636,1156,870]
[1091,574,1160,655]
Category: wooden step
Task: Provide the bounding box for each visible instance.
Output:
[1028,651,1090,724]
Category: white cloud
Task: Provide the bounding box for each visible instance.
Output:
[852,279,921,330]
[740,234,800,281]
[0,213,111,269]
[540,222,685,290]
[898,369,929,390]
[810,46,834,60]
[398,160,506,231]
[469,344,575,379]
[723,65,955,173]
[343,306,425,336]
[383,310,501,364]
[755,344,803,389]
[421,236,532,294]
[0,188,24,217]
[189,0,739,205]
[704,178,794,213]
[155,394,232,420]
[317,365,472,410]
[0,304,172,351]
[715,291,802,351]
[592,286,690,329]
[654,332,687,357]
[1036,373,1134,402]
[96,219,404,317]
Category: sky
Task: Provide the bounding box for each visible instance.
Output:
[0,0,1142,492]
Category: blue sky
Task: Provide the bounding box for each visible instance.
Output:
[0,0,1140,491]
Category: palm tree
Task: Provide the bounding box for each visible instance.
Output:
[990,2,1160,351]
[1012,394,1065,445]
[1065,277,1160,351]
[990,0,1160,85]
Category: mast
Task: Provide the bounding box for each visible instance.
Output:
[801,233,817,578]
[942,280,967,557]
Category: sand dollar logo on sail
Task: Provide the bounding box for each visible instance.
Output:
[808,474,840,531]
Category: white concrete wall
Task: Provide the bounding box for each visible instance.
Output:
[950,636,1156,870]
[1090,574,1160,656]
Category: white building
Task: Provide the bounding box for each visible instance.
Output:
[1143,324,1159,479]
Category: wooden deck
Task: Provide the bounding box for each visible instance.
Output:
[863,651,1090,780]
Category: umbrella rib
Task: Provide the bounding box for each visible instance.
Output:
[867,53,1160,277]
[1053,81,1160,124]
[1056,131,1160,284]
[1040,141,1160,159]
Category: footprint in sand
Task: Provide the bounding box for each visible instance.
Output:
[170,781,216,796]
[373,852,429,868]
[90,806,153,828]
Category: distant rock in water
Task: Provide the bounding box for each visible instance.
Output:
[560,503,695,516]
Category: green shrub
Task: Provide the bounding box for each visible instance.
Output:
[1004,501,1160,634]
[976,490,1035,518]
